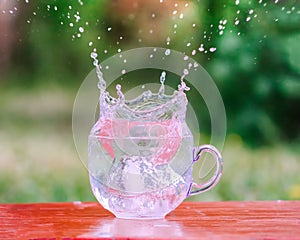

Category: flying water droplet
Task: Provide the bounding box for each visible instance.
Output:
[198,44,204,52]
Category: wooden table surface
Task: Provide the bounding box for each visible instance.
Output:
[0,201,300,239]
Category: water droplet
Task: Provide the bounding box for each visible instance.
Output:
[173,10,177,15]
[165,49,171,56]
[69,23,74,27]
[89,41,93,47]
[121,69,126,74]
[90,52,98,59]
[198,44,204,52]
[246,16,251,22]
[151,13,156,18]
[209,47,217,52]
[123,59,127,63]
[79,27,84,33]
[183,56,189,61]
[235,0,239,5]
[186,42,191,47]
[179,13,184,19]
[107,27,112,31]
[192,50,196,55]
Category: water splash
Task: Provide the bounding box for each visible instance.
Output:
[90,51,106,91]
[158,71,166,95]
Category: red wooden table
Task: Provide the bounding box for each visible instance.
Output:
[1,201,300,239]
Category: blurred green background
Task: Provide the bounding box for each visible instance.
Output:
[0,0,299,203]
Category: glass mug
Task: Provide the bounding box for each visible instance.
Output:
[88,90,223,219]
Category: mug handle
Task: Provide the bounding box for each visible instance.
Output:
[187,144,223,196]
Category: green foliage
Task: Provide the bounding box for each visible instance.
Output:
[2,0,300,146]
